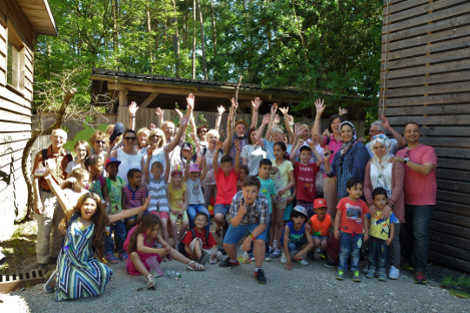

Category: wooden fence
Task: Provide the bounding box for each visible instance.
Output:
[381,0,470,272]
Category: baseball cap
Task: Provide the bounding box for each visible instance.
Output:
[293,205,308,218]
[314,198,328,209]
[181,142,192,151]
[110,122,124,143]
[105,158,121,168]
[188,163,201,173]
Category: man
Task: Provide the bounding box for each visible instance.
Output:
[394,122,437,284]
[366,115,406,157]
[32,129,72,273]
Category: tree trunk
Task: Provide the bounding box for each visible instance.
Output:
[172,0,182,78]
[209,0,217,57]
[197,0,208,80]
[192,0,197,79]
[146,0,154,72]
[112,0,119,53]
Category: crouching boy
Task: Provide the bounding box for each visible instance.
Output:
[219,176,269,285]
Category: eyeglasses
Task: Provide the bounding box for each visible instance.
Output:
[372,134,386,140]
[96,140,106,145]
[124,137,137,141]
[199,129,208,133]
[77,148,88,152]
[150,134,161,138]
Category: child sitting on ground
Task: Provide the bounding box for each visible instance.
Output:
[180,212,219,265]
[124,213,206,290]
[104,158,127,264]
[280,206,314,270]
[309,198,332,260]
[366,187,397,281]
[168,166,189,248]
[219,176,270,285]
[123,168,147,231]
[334,177,369,282]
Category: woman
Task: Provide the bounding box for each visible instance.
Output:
[241,128,266,176]
[111,129,141,184]
[324,121,369,201]
[364,134,404,280]
[136,127,150,152]
[89,130,109,161]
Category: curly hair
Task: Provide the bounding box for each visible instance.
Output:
[127,214,163,254]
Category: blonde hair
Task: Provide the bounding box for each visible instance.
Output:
[89,130,109,147]
[149,128,166,148]
[206,129,220,140]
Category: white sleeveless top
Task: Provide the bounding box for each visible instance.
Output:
[117,149,142,184]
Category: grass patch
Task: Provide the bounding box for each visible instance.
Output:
[441,275,470,298]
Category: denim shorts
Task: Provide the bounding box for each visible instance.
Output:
[223,223,267,245]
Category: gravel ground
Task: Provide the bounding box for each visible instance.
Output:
[1,254,469,313]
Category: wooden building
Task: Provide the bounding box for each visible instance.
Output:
[0,0,57,239]
[381,0,470,272]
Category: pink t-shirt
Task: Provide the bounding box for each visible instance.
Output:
[294,162,319,202]
[395,144,437,205]
[322,135,342,178]
[215,168,238,205]
[337,197,369,235]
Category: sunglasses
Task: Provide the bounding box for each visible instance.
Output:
[150,134,161,138]
[372,134,386,140]
[124,137,137,141]
[199,129,208,133]
[96,140,106,145]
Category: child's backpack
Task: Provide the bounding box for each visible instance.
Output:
[177,228,209,255]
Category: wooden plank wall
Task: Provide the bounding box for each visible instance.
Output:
[381,0,470,272]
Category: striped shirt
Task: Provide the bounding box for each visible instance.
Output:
[148,178,169,212]
[123,185,146,209]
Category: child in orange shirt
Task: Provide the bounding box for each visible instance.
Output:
[309,198,332,259]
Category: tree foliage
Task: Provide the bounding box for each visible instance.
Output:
[35,0,383,113]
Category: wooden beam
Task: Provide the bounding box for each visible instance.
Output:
[119,88,128,107]
[140,92,160,107]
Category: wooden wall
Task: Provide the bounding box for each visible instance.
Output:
[381,0,470,272]
[0,1,35,240]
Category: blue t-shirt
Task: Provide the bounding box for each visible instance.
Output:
[258,177,276,214]
[280,221,306,245]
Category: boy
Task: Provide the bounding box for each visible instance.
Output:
[185,162,211,232]
[309,198,332,260]
[257,159,276,261]
[180,212,219,265]
[123,168,147,231]
[290,141,322,217]
[334,177,369,282]
[366,187,397,281]
[219,176,269,285]
[213,140,240,235]
[281,206,314,270]
[104,158,127,263]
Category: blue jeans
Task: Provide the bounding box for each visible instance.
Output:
[187,204,210,232]
[104,220,127,254]
[404,205,434,272]
[223,223,267,244]
[368,236,388,273]
[339,231,363,272]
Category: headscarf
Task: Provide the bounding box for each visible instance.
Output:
[370,134,393,197]
[339,121,357,156]
[370,134,392,168]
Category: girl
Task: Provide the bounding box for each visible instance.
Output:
[237,165,249,191]
[61,168,90,206]
[85,154,108,203]
[168,167,189,248]
[269,141,295,258]
[241,128,266,176]
[185,162,210,231]
[41,169,150,300]
[125,214,205,289]
[65,140,91,177]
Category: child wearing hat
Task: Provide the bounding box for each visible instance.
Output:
[280,206,314,270]
[168,165,189,247]
[185,161,211,232]
[308,198,333,260]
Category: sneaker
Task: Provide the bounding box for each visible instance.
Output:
[321,251,327,260]
[270,248,282,258]
[119,251,128,261]
[378,272,387,282]
[268,247,274,255]
[280,252,287,264]
[365,266,376,279]
[264,255,272,262]
[199,252,211,265]
[209,257,218,265]
[336,270,344,280]
[414,271,427,284]
[401,261,414,271]
[389,266,400,280]
[352,271,361,282]
[254,269,267,285]
[272,240,278,250]
[298,257,308,266]
[249,256,255,263]
[218,257,240,268]
[324,260,336,268]
[105,252,119,264]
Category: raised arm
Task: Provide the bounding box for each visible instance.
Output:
[380,115,406,148]
[110,196,150,224]
[163,146,171,183]
[234,139,241,174]
[215,105,225,132]
[166,95,192,152]
[128,101,139,130]
[155,107,164,128]
[279,107,294,144]
[222,98,236,152]
[312,98,326,145]
[264,103,278,141]
[143,147,154,184]
[200,154,208,181]
[250,97,262,129]
[43,172,74,220]
[256,113,270,148]
[213,141,223,174]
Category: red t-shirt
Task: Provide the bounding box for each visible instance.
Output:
[294,162,319,202]
[395,144,437,205]
[182,227,217,249]
[337,197,369,235]
[309,214,332,237]
[215,168,238,205]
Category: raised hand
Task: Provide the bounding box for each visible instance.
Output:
[251,97,262,110]
[180,114,189,126]
[262,113,271,125]
[129,101,139,116]
[273,114,281,125]
[175,108,183,119]
[287,114,294,123]
[294,122,303,136]
[338,106,348,116]
[215,141,223,151]
[217,105,226,115]
[186,93,195,109]
[155,107,163,118]
[380,115,390,130]
[314,98,325,116]
[234,139,241,152]
[230,97,238,110]
[270,103,278,115]
[279,106,289,116]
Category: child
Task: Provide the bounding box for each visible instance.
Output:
[168,166,189,248]
[366,187,397,281]
[290,141,322,217]
[180,212,219,265]
[144,147,171,244]
[237,165,249,191]
[281,206,314,270]
[257,159,276,261]
[334,177,369,282]
[123,168,147,231]
[61,168,90,206]
[219,176,269,285]
[65,140,91,177]
[309,198,332,259]
[269,142,295,258]
[185,162,211,231]
[213,140,240,235]
[104,158,127,264]
[125,214,206,290]
[85,154,108,202]
[41,169,149,300]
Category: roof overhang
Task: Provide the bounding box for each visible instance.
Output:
[16,0,57,36]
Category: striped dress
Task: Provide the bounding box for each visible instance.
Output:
[55,217,112,301]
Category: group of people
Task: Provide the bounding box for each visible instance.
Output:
[31,93,437,300]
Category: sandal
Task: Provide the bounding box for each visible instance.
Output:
[43,270,57,293]
[186,260,205,271]
[146,274,156,289]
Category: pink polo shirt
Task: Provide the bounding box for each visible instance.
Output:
[396,144,437,206]
[322,135,342,178]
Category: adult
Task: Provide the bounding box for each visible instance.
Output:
[324,121,369,201]
[111,129,141,184]
[241,128,266,176]
[365,116,406,158]
[312,99,348,217]
[32,128,72,273]
[136,127,150,152]
[256,104,292,160]
[364,134,405,279]
[89,130,108,161]
[394,122,437,284]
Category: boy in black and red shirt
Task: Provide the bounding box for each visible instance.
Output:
[181,212,219,265]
